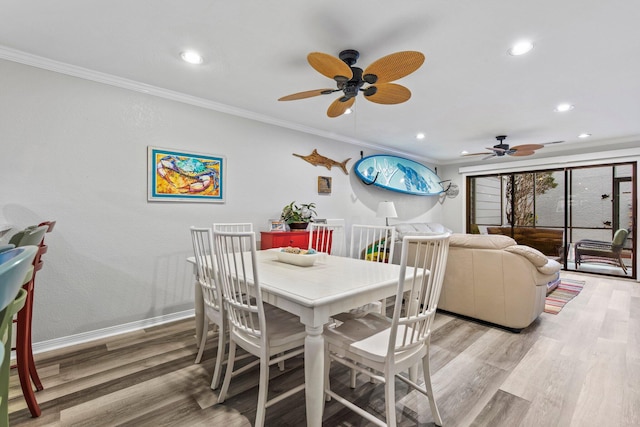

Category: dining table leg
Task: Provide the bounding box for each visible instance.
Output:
[304,325,324,427]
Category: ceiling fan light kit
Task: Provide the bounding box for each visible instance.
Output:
[279,49,425,117]
[554,103,574,112]
[508,41,534,56]
[180,50,203,64]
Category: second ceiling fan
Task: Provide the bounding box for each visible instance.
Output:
[278,49,425,117]
[465,135,563,160]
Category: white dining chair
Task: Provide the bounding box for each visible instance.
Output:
[308,222,346,256]
[344,224,397,319]
[213,222,253,232]
[213,230,306,427]
[336,225,397,388]
[324,233,451,427]
[189,226,227,389]
[350,224,396,263]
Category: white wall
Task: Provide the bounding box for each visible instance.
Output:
[435,164,466,233]
[0,59,445,343]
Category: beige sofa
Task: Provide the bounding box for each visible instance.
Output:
[437,233,561,331]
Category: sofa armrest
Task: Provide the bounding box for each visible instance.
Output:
[504,244,547,266]
[538,259,562,275]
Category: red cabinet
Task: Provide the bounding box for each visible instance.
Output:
[260,231,309,250]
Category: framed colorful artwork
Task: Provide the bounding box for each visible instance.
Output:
[148,146,225,203]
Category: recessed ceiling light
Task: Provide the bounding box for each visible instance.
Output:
[554,103,574,112]
[343,108,352,115]
[461,150,469,155]
[578,133,591,138]
[416,133,425,140]
[508,41,534,56]
[180,50,203,65]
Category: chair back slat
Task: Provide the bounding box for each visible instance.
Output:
[190,227,222,312]
[350,225,396,263]
[390,234,450,356]
[213,223,253,233]
[308,223,346,256]
[214,231,265,342]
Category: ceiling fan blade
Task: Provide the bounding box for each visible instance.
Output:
[463,152,492,156]
[510,150,536,157]
[363,51,425,84]
[482,153,497,160]
[364,83,411,104]
[327,96,355,118]
[278,89,337,101]
[307,52,353,82]
[543,140,565,145]
[511,144,544,151]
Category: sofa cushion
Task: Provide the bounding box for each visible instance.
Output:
[504,244,548,267]
[394,223,452,240]
[449,233,516,249]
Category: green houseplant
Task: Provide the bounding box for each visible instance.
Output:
[281,201,317,229]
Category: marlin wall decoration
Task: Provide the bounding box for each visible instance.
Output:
[292,149,351,175]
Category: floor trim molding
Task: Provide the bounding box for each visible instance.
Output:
[32,309,195,355]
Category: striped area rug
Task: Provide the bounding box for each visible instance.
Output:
[544,278,585,314]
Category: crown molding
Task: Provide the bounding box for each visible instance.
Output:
[0,45,437,165]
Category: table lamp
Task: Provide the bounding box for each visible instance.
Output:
[376,201,397,226]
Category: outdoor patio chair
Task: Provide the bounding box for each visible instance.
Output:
[575,228,629,274]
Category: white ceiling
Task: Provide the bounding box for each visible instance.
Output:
[2,0,640,165]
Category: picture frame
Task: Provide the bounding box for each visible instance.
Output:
[318,176,332,194]
[269,220,286,231]
[148,146,225,203]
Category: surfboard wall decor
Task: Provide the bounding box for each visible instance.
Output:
[354,155,444,196]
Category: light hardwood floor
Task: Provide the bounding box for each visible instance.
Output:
[8,272,640,426]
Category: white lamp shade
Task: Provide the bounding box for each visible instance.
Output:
[376,201,398,219]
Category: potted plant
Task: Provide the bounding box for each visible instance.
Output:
[281,201,317,229]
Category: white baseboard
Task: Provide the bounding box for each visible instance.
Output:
[32,309,195,355]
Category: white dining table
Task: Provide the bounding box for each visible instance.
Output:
[187,249,421,427]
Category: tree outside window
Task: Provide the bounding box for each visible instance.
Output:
[505,172,558,226]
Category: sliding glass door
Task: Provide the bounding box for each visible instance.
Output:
[467,162,636,278]
[566,164,635,276]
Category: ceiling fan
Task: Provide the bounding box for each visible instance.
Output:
[278,49,425,118]
[464,135,563,160]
